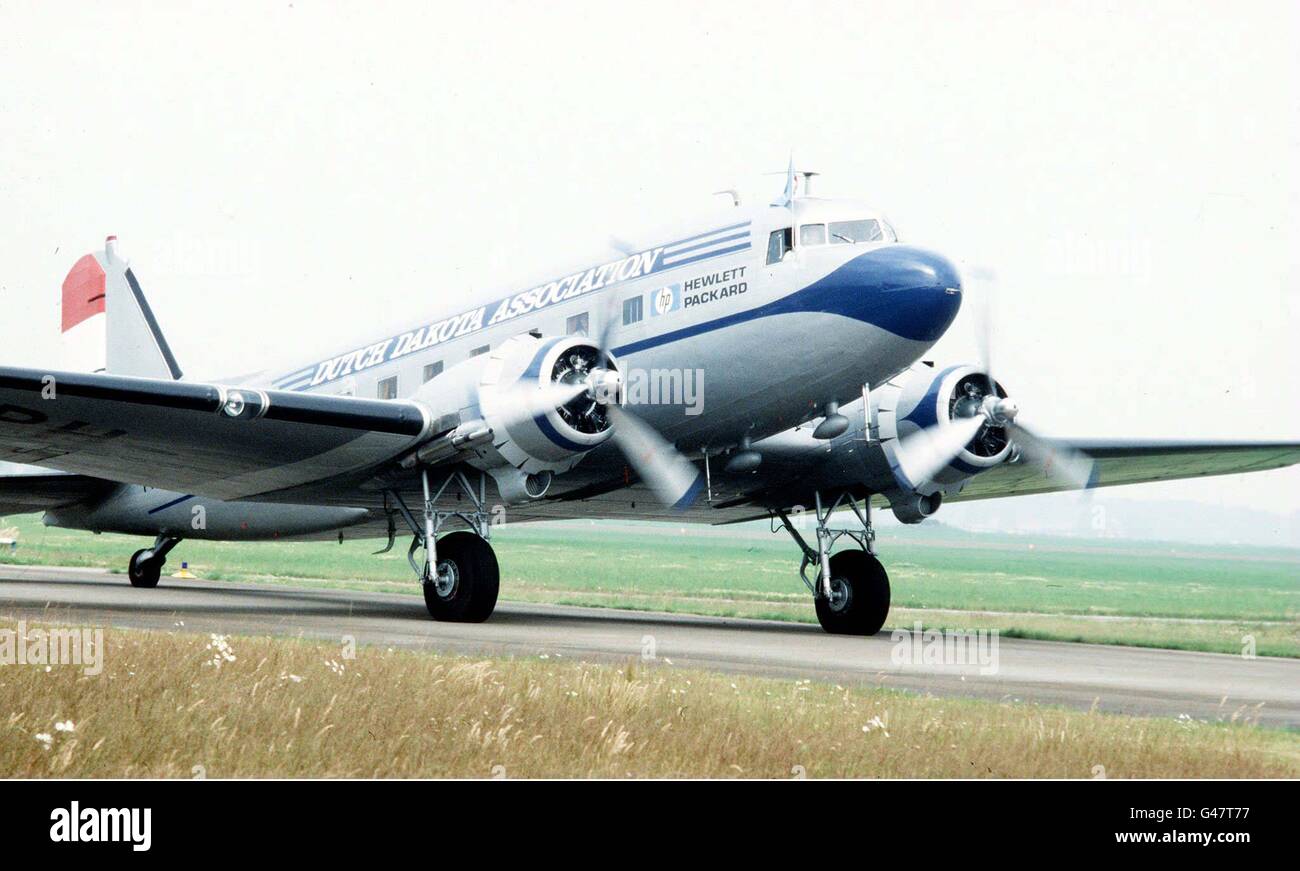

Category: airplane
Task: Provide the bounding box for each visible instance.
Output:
[1,166,1297,635]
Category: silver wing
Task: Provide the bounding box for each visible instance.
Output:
[0,367,436,502]
[948,439,1300,503]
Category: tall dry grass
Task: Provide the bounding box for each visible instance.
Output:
[1,619,1296,778]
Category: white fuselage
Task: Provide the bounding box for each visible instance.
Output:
[47,196,964,539]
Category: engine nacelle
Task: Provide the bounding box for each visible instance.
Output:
[411,334,618,501]
[876,363,1013,520]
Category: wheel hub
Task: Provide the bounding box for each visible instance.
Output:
[432,559,459,599]
[827,576,853,613]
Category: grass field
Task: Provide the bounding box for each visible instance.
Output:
[2,618,1296,778]
[1,514,1297,657]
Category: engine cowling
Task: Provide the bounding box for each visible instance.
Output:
[876,363,1013,520]
[411,334,619,501]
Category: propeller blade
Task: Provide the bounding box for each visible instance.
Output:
[590,283,625,365]
[490,378,590,431]
[607,405,703,509]
[893,415,985,487]
[1008,421,1097,491]
[966,265,998,391]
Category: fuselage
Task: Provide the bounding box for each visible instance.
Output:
[46,195,964,539]
[264,197,961,452]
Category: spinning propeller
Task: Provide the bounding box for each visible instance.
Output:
[510,298,701,510]
[892,270,1097,492]
[589,302,703,509]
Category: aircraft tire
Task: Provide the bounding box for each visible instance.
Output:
[423,531,499,623]
[128,548,164,589]
[815,550,890,635]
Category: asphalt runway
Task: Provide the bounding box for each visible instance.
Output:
[3,565,1298,727]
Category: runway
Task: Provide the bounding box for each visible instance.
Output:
[3,565,1298,728]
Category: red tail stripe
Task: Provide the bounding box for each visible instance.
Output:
[61,254,106,332]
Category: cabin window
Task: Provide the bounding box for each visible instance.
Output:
[829,219,884,244]
[377,376,398,400]
[566,312,589,336]
[766,228,793,264]
[622,296,643,325]
[423,361,443,382]
[800,223,827,246]
[469,345,490,357]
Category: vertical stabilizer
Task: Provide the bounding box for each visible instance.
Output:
[60,236,182,380]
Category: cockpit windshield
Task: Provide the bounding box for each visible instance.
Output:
[828,219,884,244]
[799,224,827,246]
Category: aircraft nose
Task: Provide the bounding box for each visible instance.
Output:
[825,245,963,343]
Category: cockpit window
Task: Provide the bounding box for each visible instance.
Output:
[829,219,884,244]
[766,227,793,264]
[799,224,827,246]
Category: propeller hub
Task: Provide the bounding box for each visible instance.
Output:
[982,395,1018,425]
[586,367,623,405]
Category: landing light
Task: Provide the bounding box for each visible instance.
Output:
[223,391,246,418]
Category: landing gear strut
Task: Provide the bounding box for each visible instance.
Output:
[127,535,181,589]
[773,492,890,635]
[386,467,499,623]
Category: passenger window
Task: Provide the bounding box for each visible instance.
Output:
[469,345,489,357]
[622,296,643,325]
[423,361,443,382]
[377,376,398,400]
[766,228,793,264]
[800,224,827,246]
[566,312,589,336]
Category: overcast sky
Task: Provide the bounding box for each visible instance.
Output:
[1,1,1296,520]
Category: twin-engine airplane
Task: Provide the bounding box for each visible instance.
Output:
[2,169,1297,634]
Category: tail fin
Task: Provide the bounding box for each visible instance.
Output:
[60,236,183,380]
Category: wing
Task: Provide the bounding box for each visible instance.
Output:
[0,367,439,501]
[947,439,1300,503]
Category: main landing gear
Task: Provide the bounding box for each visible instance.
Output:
[773,492,890,635]
[127,535,181,588]
[385,467,500,623]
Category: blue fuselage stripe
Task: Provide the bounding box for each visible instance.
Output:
[662,221,752,250]
[661,232,751,261]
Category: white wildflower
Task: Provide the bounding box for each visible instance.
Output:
[862,715,890,738]
[34,733,53,749]
[204,634,237,668]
